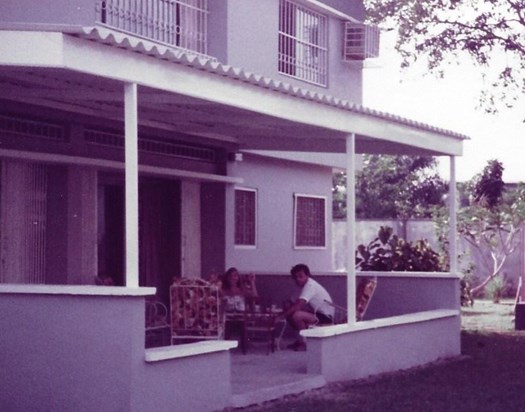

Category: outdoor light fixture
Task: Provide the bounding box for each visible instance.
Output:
[228,152,243,162]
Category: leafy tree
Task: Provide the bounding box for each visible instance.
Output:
[436,159,525,296]
[365,0,525,112]
[470,159,505,209]
[354,155,447,222]
[458,186,525,295]
[334,155,447,239]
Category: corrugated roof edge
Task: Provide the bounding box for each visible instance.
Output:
[72,27,469,141]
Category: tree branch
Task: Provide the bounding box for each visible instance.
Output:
[433,17,525,56]
[506,0,525,27]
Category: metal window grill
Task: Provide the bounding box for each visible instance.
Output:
[343,22,380,61]
[278,0,328,86]
[294,194,326,248]
[84,129,216,163]
[96,0,209,57]
[0,114,65,141]
[234,189,256,246]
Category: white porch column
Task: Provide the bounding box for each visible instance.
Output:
[346,134,356,324]
[449,156,458,275]
[124,82,139,287]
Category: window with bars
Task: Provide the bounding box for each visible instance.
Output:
[98,0,209,56]
[294,194,326,248]
[234,188,257,247]
[278,0,328,86]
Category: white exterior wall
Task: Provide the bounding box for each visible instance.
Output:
[0,286,234,412]
[0,0,96,26]
[222,0,363,102]
[226,153,334,273]
[304,310,461,382]
[327,16,363,102]
[1,0,365,103]
[224,0,279,80]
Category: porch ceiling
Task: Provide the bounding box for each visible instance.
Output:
[0,29,467,156]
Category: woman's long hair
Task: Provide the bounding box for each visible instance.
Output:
[222,267,240,291]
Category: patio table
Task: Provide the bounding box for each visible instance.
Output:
[226,309,286,354]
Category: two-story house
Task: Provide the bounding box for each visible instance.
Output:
[0,1,466,410]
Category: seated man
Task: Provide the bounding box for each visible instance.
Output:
[279,263,335,351]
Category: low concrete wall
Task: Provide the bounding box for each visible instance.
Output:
[363,273,460,319]
[135,343,235,411]
[0,277,460,410]
[303,310,461,382]
[0,285,235,412]
[250,272,459,321]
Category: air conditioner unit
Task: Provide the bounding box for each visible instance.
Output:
[343,22,380,61]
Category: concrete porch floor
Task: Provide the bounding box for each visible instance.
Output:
[228,342,327,409]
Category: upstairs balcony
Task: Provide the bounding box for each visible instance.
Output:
[1,0,383,101]
[0,0,213,60]
[96,0,211,59]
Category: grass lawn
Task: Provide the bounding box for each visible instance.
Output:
[239,300,525,412]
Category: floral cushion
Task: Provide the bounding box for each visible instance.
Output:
[356,276,377,321]
[170,278,223,339]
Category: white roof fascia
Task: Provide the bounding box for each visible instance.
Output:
[0,31,65,66]
[0,30,466,156]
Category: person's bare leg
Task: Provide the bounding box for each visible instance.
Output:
[286,310,316,350]
[290,310,316,331]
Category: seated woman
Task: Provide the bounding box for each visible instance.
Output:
[221,267,258,313]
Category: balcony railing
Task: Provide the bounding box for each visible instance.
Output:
[95,0,210,58]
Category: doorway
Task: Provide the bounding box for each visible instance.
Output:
[98,175,181,303]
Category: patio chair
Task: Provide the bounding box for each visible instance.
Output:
[318,276,378,325]
[356,276,377,321]
[170,278,224,343]
[145,297,171,347]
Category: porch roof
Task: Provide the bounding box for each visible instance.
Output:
[0,27,467,157]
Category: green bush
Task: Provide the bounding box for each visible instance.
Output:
[356,226,444,272]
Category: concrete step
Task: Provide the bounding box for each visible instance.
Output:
[230,374,326,408]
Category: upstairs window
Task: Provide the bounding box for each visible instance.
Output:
[98,0,209,56]
[278,0,328,86]
[294,194,326,248]
[235,188,257,247]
